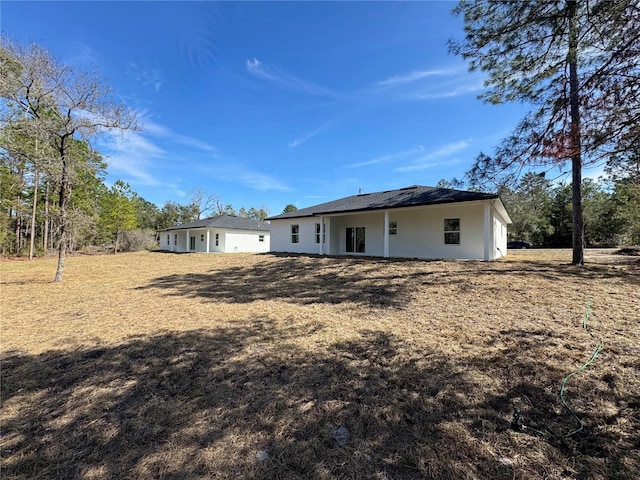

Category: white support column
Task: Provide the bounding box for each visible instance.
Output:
[206,229,210,253]
[483,203,491,261]
[383,210,390,258]
[319,216,325,255]
[186,229,190,252]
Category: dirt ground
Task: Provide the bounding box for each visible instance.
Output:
[1,249,638,479]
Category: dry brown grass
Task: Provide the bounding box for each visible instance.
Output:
[1,249,639,479]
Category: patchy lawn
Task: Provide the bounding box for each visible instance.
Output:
[1,249,639,479]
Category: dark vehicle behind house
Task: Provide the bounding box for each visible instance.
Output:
[507,240,532,249]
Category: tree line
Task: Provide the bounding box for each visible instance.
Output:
[0,143,270,257]
[499,166,639,247]
[0,40,268,277]
[3,0,640,283]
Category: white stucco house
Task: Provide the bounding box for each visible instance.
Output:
[158,214,270,253]
[267,185,511,261]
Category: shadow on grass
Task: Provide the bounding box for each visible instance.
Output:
[137,255,419,307]
[137,253,639,308]
[2,321,638,479]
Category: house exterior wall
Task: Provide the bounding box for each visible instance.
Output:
[224,230,270,253]
[270,200,506,260]
[327,204,485,259]
[161,228,269,253]
[173,231,187,252]
[491,204,509,260]
[328,213,385,256]
[269,218,319,254]
[163,233,172,250]
[187,229,209,253]
[208,229,225,253]
[387,204,485,259]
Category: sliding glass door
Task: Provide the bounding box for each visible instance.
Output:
[346,227,365,253]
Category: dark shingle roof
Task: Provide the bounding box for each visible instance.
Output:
[267,185,498,220]
[158,214,270,232]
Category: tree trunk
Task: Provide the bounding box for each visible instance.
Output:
[568,0,584,266]
[15,169,23,255]
[43,180,49,253]
[14,207,22,254]
[54,153,69,282]
[29,164,39,260]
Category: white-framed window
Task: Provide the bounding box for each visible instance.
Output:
[200,234,204,242]
[215,233,219,246]
[174,234,178,246]
[259,235,265,242]
[346,226,365,253]
[291,224,299,243]
[389,221,397,235]
[315,223,326,243]
[167,234,170,245]
[444,218,460,245]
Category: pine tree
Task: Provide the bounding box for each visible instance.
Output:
[451,1,640,264]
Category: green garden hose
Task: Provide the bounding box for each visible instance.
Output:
[513,296,603,438]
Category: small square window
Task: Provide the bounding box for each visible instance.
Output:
[259,235,264,242]
[444,218,460,245]
[389,221,397,235]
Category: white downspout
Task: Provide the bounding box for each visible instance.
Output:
[319,216,325,255]
[186,229,190,252]
[206,229,210,253]
[383,210,389,258]
[483,203,490,261]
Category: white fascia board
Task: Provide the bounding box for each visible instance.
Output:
[491,199,512,224]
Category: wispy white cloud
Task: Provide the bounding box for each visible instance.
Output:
[142,119,217,152]
[288,117,341,148]
[235,167,291,192]
[395,160,445,173]
[374,67,461,88]
[411,80,485,100]
[128,62,164,92]
[246,58,337,97]
[244,59,482,149]
[200,162,291,192]
[347,145,425,168]
[396,140,471,172]
[369,63,485,101]
[66,42,102,67]
[98,129,165,186]
[97,115,217,192]
[288,127,324,148]
[103,111,287,195]
[344,141,469,173]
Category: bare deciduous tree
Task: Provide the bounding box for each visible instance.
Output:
[188,187,219,219]
[1,40,138,281]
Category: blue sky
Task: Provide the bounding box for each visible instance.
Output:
[3,1,544,214]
